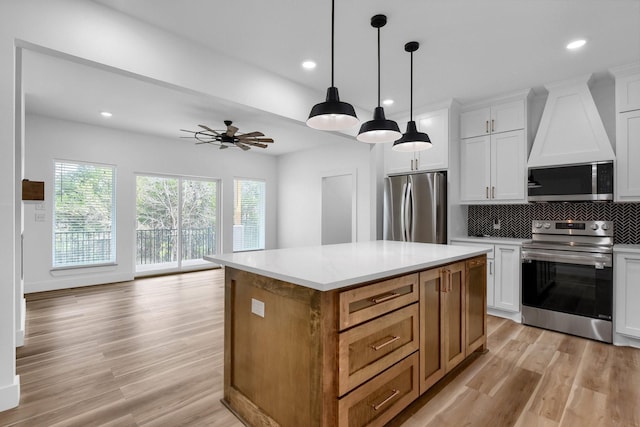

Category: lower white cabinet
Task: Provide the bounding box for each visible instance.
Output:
[449,239,521,316]
[614,247,640,339]
[493,244,520,313]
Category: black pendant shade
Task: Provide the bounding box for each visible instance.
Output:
[357,14,401,143]
[393,41,432,152]
[307,87,359,131]
[307,0,359,131]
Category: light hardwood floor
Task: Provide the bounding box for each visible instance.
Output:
[0,269,638,426]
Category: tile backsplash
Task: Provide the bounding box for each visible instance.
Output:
[468,203,640,244]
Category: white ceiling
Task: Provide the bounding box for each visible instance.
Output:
[23,0,640,156]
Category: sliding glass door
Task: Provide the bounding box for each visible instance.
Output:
[136,175,218,273]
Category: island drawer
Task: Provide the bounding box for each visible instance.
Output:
[338,352,419,427]
[338,303,419,396]
[339,273,419,330]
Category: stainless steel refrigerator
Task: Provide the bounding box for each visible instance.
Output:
[383,172,447,243]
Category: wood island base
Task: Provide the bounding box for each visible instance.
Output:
[222,255,487,427]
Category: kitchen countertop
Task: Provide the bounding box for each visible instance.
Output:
[449,236,531,245]
[613,244,640,253]
[204,240,489,291]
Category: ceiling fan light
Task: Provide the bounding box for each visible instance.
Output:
[307,87,359,131]
[357,107,401,143]
[392,120,432,152]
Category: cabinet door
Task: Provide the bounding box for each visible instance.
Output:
[442,261,466,372]
[616,110,640,201]
[418,268,445,393]
[460,135,491,203]
[465,257,487,355]
[486,258,495,308]
[491,130,526,201]
[615,252,640,339]
[415,108,449,171]
[616,72,640,113]
[384,142,416,175]
[494,245,521,312]
[490,100,525,134]
[460,107,490,139]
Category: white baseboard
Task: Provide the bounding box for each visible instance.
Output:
[16,297,25,347]
[614,333,640,349]
[0,376,20,412]
[25,272,133,294]
[488,307,522,323]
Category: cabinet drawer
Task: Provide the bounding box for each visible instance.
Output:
[338,304,419,396]
[339,273,419,330]
[338,352,419,427]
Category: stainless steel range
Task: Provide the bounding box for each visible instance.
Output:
[521,220,613,343]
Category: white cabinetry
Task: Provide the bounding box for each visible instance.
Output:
[449,239,522,321]
[460,130,525,203]
[459,94,529,204]
[612,63,640,202]
[384,107,449,174]
[614,246,640,341]
[460,100,525,139]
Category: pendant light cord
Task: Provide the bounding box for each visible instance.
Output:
[409,50,414,120]
[331,0,335,87]
[377,26,381,107]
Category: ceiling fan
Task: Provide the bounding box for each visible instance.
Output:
[181,120,275,150]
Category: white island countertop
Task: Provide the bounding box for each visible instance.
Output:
[204,240,489,291]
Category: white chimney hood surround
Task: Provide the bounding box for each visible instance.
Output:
[528,74,614,168]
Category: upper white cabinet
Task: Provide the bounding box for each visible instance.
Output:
[460,130,526,203]
[459,93,530,204]
[612,63,640,202]
[460,100,525,139]
[613,63,640,113]
[384,107,450,175]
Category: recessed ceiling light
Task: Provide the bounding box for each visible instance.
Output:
[302,60,316,70]
[566,39,586,50]
[100,111,113,118]
[382,99,394,106]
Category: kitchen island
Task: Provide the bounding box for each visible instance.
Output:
[205,240,489,427]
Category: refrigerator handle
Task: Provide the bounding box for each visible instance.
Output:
[404,181,413,241]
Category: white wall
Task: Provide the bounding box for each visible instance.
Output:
[277,140,377,248]
[0,0,339,410]
[23,114,278,293]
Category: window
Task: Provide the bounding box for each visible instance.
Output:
[53,161,116,267]
[136,175,218,272]
[233,179,266,251]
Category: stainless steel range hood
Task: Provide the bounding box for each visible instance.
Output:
[528,74,614,168]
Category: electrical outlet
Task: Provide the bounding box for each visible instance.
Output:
[251,298,265,318]
[493,219,501,230]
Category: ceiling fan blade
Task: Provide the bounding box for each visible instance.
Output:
[239,131,265,138]
[226,125,239,137]
[248,138,274,143]
[240,141,268,149]
[198,124,221,135]
[235,141,250,151]
[180,129,199,134]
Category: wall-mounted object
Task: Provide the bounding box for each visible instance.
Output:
[22,179,44,201]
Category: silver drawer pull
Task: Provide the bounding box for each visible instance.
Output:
[372,389,400,411]
[370,335,400,351]
[370,292,399,304]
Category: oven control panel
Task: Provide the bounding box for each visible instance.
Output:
[531,220,613,237]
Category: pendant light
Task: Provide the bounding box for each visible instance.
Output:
[356,14,401,143]
[307,0,359,131]
[392,41,432,152]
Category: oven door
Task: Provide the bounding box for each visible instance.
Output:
[521,248,613,320]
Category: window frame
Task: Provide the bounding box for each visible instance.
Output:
[52,159,117,270]
[233,177,266,253]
